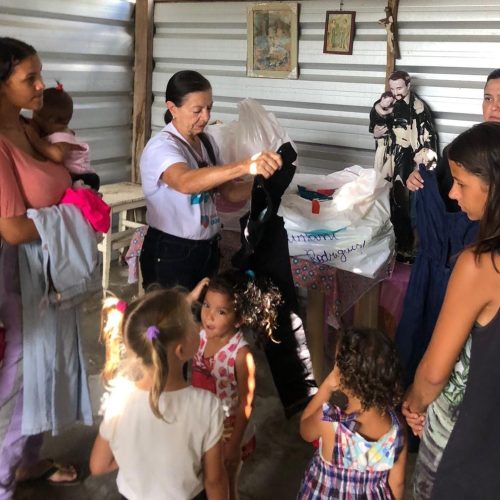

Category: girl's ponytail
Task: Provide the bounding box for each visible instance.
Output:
[100,297,127,383]
[147,326,171,420]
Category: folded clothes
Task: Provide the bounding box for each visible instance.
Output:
[297,185,335,201]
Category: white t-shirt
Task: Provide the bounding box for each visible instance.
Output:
[99,379,224,500]
[140,123,222,240]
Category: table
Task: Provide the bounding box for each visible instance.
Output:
[98,182,146,290]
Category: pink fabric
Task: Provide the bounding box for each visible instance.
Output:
[379,261,411,326]
[46,132,93,174]
[59,188,111,233]
[125,225,148,284]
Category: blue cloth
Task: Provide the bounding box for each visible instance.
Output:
[395,166,478,388]
[18,205,96,435]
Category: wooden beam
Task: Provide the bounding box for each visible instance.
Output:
[386,0,400,80]
[132,0,154,183]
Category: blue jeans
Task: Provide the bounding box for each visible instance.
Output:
[140,226,220,290]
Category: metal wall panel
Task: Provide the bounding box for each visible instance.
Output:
[152,1,498,174]
[0,0,134,184]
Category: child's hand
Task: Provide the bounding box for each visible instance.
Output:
[187,277,210,303]
[223,441,241,468]
[402,401,425,437]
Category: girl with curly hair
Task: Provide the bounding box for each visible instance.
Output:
[298,328,407,499]
[191,269,281,500]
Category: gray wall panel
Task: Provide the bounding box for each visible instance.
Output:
[0,0,134,184]
[153,1,499,174]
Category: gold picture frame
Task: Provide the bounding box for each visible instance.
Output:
[247,2,299,79]
[323,10,356,55]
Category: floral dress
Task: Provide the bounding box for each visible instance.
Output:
[298,403,404,499]
[191,329,255,459]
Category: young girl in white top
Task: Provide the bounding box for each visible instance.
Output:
[191,269,281,500]
[298,328,407,500]
[90,287,228,500]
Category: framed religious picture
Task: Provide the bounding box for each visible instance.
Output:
[323,10,356,55]
[247,2,299,79]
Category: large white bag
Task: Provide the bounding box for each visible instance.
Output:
[280,167,395,278]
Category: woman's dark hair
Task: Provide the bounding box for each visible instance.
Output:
[448,122,500,266]
[206,269,282,346]
[335,328,404,413]
[380,90,394,100]
[486,68,500,85]
[164,70,211,124]
[0,37,37,82]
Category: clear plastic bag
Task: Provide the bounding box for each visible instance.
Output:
[206,97,297,164]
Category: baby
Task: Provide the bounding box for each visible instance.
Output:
[369,91,395,181]
[26,83,100,191]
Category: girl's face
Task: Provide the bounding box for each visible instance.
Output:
[483,77,500,122]
[167,89,213,139]
[0,54,44,111]
[448,160,489,220]
[201,289,238,340]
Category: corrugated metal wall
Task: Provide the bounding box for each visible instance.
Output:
[152,0,499,174]
[0,0,134,184]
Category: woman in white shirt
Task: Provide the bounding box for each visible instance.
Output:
[140,70,282,289]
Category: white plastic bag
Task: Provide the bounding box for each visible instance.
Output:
[206,98,297,164]
[206,98,297,230]
[280,167,395,278]
[234,98,297,162]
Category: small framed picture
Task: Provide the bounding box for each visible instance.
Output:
[247,2,299,79]
[323,10,356,55]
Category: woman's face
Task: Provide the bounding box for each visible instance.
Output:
[483,77,500,122]
[448,159,489,220]
[0,54,44,111]
[167,89,213,138]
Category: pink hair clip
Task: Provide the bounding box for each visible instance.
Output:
[116,300,127,313]
[55,80,64,91]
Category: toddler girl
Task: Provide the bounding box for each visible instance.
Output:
[298,328,407,500]
[192,269,281,500]
[26,82,100,190]
[90,288,228,500]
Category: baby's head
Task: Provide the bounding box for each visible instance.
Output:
[202,269,282,346]
[379,91,395,110]
[335,328,403,412]
[104,289,198,419]
[33,83,73,135]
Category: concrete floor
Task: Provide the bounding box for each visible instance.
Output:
[14,262,415,500]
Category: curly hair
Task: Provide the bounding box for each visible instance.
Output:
[335,328,404,413]
[206,269,282,347]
